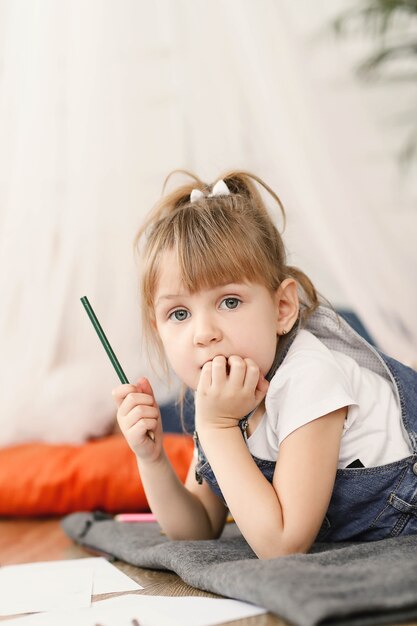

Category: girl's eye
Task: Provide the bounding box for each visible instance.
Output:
[169,309,190,322]
[219,297,241,310]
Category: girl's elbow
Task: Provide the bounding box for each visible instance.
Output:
[256,535,312,559]
[257,545,307,560]
[165,525,219,542]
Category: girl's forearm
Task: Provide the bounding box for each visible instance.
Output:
[198,426,290,559]
[136,452,218,540]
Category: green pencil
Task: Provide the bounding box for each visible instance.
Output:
[80,296,129,384]
[81,295,155,441]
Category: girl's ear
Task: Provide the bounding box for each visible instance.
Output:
[275,278,299,335]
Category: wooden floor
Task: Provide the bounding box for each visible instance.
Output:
[0,518,285,625]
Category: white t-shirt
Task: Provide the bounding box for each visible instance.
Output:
[247,330,411,468]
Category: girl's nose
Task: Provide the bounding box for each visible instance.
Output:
[193,317,222,346]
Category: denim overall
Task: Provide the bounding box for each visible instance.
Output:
[193,306,417,542]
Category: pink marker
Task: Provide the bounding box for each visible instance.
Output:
[115,513,157,522]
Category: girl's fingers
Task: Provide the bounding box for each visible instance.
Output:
[241,358,260,391]
[112,378,156,410]
[211,355,227,389]
[119,392,154,417]
[131,416,159,434]
[242,357,270,402]
[127,418,159,443]
[197,355,268,416]
[135,377,155,401]
[121,405,159,429]
[138,417,159,433]
[198,361,213,391]
[112,384,137,407]
[228,355,246,388]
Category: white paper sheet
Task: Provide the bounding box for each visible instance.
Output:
[42,557,143,594]
[89,557,143,593]
[116,595,268,626]
[0,593,267,625]
[0,557,142,617]
[0,562,93,616]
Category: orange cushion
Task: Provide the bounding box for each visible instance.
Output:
[0,434,193,516]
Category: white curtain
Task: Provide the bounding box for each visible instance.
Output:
[0,0,415,446]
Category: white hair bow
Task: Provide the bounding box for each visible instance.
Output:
[190,179,230,203]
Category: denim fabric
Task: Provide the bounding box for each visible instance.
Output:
[194,306,417,543]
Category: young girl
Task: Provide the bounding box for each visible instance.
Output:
[112,170,417,559]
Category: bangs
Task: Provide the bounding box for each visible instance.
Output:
[177,228,267,293]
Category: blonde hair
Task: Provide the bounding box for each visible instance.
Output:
[134,169,321,371]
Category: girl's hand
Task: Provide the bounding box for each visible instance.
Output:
[195,355,269,431]
[112,377,163,462]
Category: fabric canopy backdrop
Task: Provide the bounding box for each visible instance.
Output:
[0,0,416,446]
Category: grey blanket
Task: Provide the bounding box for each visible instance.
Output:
[61,512,417,626]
